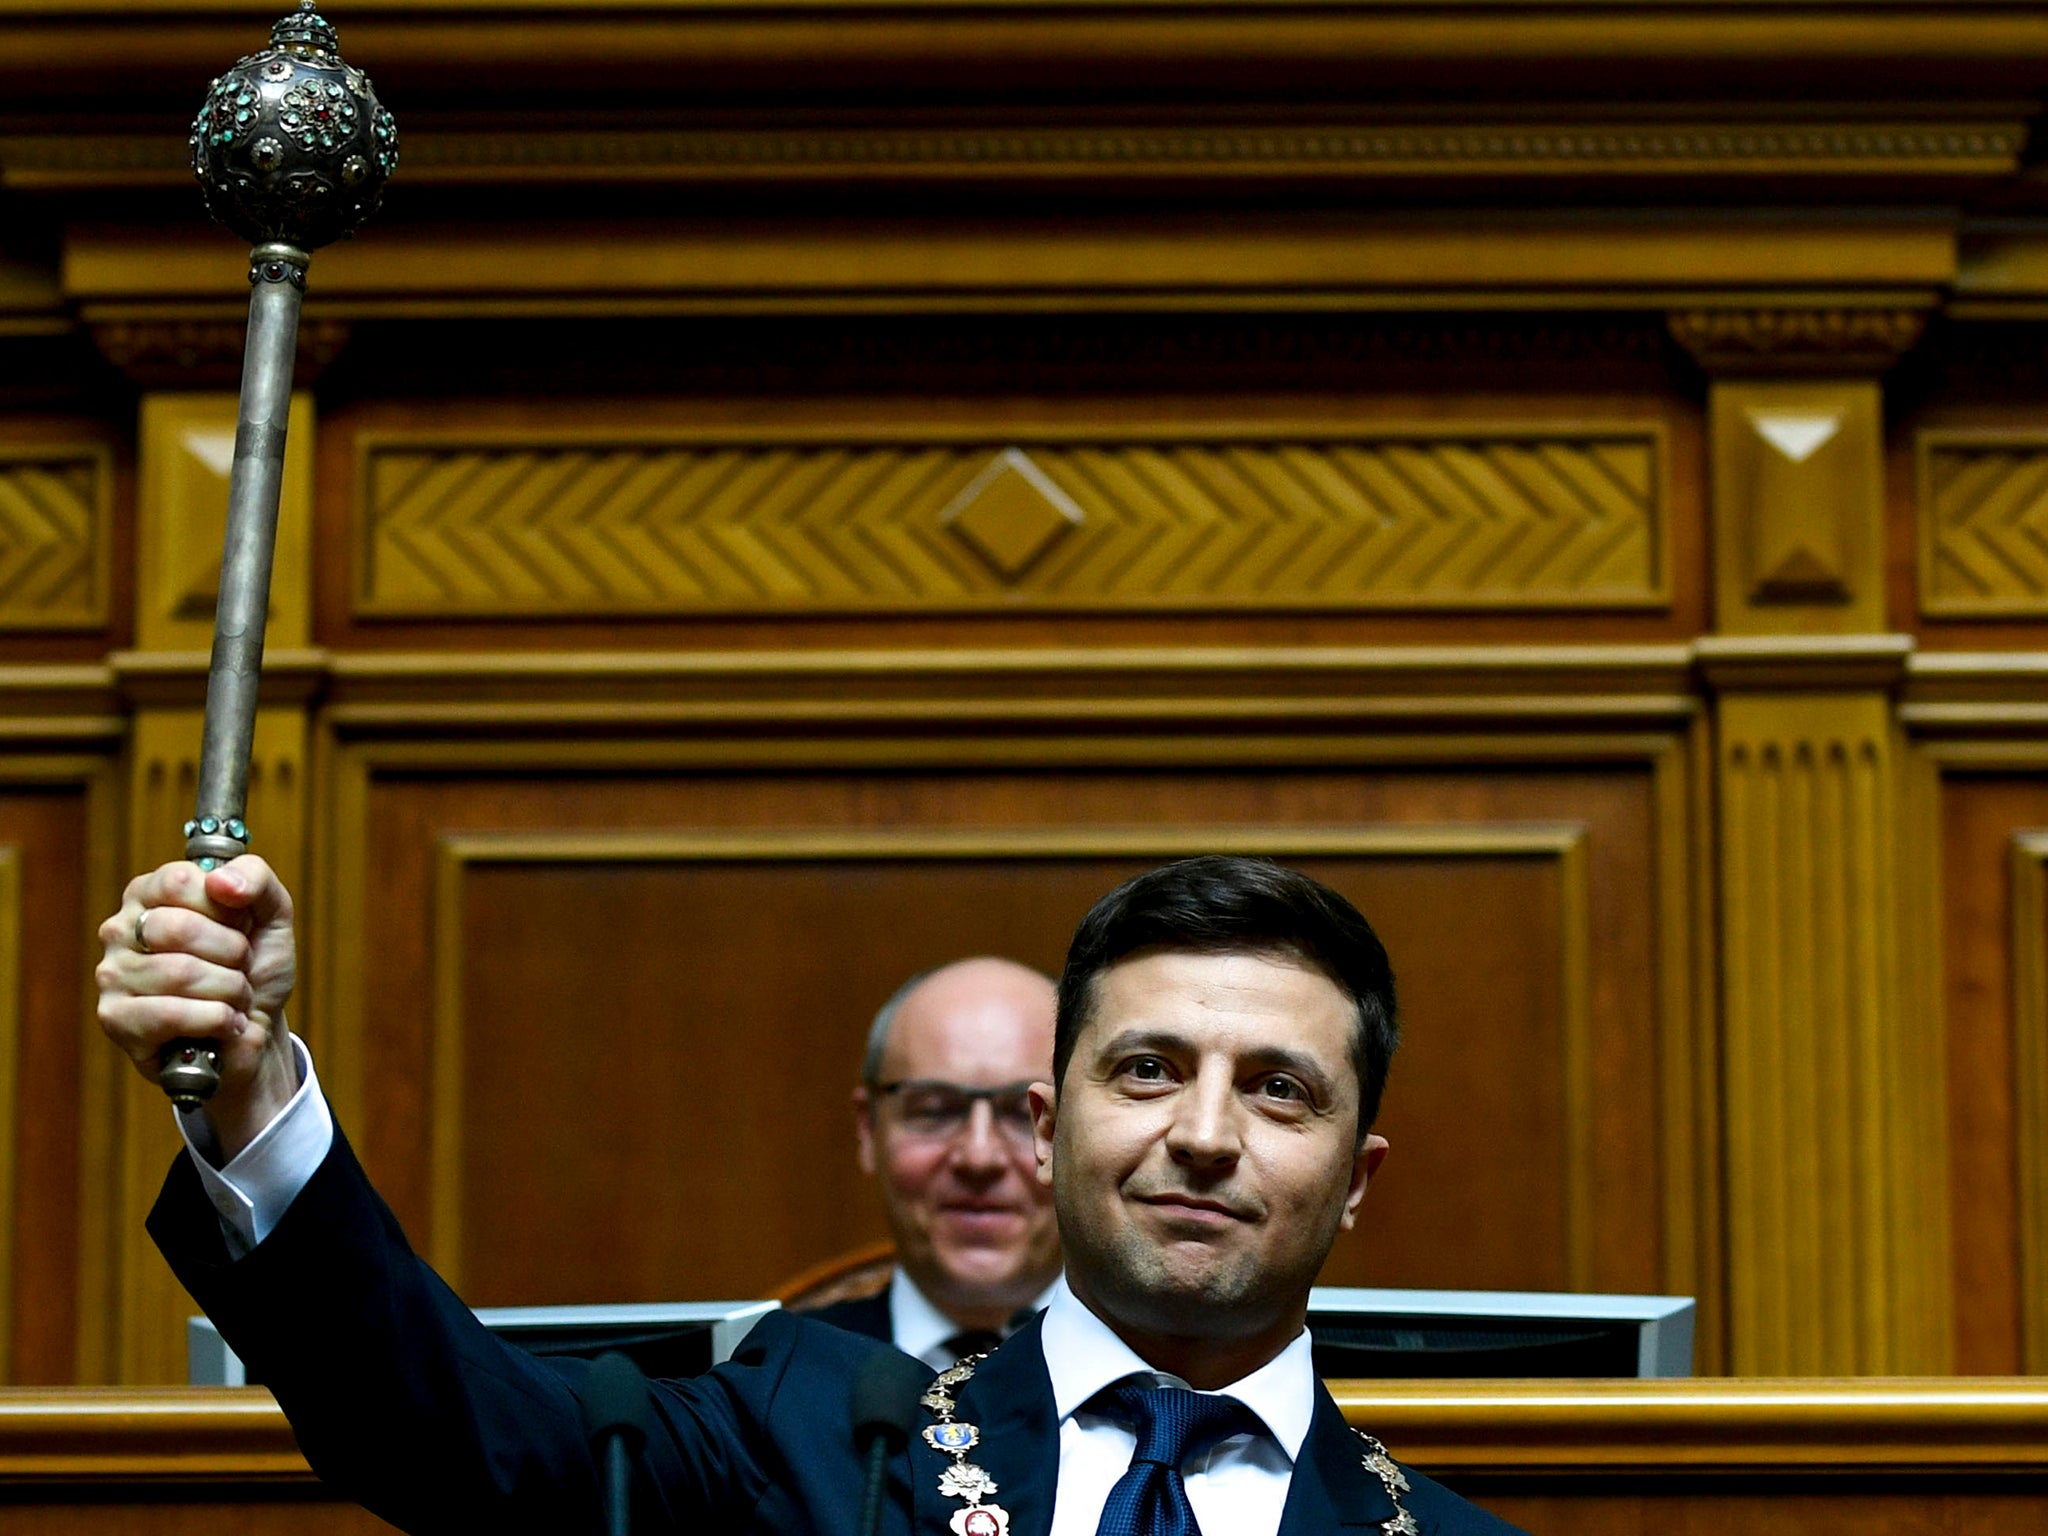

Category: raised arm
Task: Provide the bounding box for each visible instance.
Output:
[90,853,825,1536]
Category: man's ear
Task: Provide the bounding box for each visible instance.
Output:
[1028,1080,1057,1189]
[853,1085,878,1176]
[1338,1133,1389,1231]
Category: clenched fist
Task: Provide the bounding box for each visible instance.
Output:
[96,856,299,1161]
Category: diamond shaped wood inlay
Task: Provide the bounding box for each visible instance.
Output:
[939,449,1085,580]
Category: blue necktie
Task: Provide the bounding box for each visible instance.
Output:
[1093,1383,1261,1536]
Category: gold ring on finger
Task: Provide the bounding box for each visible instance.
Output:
[133,909,152,955]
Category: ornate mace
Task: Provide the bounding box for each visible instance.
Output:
[158,1,397,1107]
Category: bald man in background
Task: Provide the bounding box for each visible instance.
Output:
[805,957,1061,1368]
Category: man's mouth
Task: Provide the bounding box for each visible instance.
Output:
[1134,1192,1252,1223]
[938,1202,1025,1222]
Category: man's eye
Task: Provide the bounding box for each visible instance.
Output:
[1258,1076,1304,1102]
[1122,1056,1170,1081]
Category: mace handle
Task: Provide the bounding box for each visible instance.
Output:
[158,248,306,1111]
[160,2,397,1109]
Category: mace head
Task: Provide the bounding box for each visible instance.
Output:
[189,1,398,252]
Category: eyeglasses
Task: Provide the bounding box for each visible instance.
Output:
[874,1080,1038,1145]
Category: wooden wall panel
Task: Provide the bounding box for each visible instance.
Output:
[18,0,2048,1399]
[0,778,102,1386]
[1890,394,2048,647]
[0,446,107,633]
[320,757,1674,1315]
[314,389,1708,652]
[0,419,131,664]
[1936,770,2046,1374]
[350,425,1666,618]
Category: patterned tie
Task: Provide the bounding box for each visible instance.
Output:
[942,1329,1004,1362]
[1092,1383,1261,1536]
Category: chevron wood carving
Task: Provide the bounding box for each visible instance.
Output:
[0,447,109,629]
[1921,435,2048,616]
[355,429,1665,616]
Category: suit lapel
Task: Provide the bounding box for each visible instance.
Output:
[1276,1383,1397,1535]
[910,1315,1059,1536]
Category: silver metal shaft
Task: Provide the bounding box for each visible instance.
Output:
[157,243,307,1111]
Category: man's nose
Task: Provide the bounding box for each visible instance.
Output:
[1164,1069,1241,1170]
[949,1099,1008,1170]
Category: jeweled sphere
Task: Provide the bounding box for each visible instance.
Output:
[189,2,397,251]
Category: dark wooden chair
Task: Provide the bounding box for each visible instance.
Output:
[770,1240,896,1312]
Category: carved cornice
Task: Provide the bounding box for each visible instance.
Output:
[110,648,329,710]
[1668,306,1930,376]
[63,216,1958,316]
[1694,634,1915,693]
[85,319,350,387]
[0,118,2026,193]
[250,645,1703,735]
[1899,652,2048,735]
[9,5,2048,104]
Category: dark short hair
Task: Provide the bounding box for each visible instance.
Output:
[1054,856,1399,1131]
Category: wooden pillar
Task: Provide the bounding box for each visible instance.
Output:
[1677,309,1952,1373]
[97,386,318,1384]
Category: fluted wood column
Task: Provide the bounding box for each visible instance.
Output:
[1705,667,1948,1372]
[1679,308,1951,1374]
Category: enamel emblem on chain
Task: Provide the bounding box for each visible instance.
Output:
[920,1352,1011,1536]
[1353,1429,1417,1536]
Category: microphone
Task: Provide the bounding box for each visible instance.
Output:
[850,1350,933,1536]
[579,1351,655,1536]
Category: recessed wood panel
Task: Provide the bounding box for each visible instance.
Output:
[332,760,1668,1315]
[0,784,94,1386]
[315,388,1710,652]
[443,836,1578,1303]
[0,444,109,632]
[1938,772,2047,1374]
[352,425,1667,618]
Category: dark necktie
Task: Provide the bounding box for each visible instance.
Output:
[1092,1382,1261,1536]
[942,1328,1003,1362]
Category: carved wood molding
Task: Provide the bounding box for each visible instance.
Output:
[1668,307,1929,376]
[1331,1377,2048,1471]
[351,426,1668,618]
[1706,380,1887,634]
[1917,429,2048,618]
[86,320,350,388]
[64,217,1957,315]
[135,394,316,654]
[2008,831,2048,1373]
[4,118,2024,193]
[1695,635,1914,694]
[9,4,2048,102]
[99,643,1709,734]
[0,443,110,631]
[8,1378,2048,1481]
[1714,692,1951,1374]
[0,846,18,1385]
[1898,652,2048,734]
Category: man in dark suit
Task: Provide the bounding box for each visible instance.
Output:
[807,958,1061,1367]
[100,853,1527,1536]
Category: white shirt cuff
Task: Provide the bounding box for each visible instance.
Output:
[175,1033,333,1258]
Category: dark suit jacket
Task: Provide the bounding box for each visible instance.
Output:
[150,1125,1526,1536]
[804,1289,894,1344]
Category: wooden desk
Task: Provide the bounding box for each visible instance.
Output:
[3,1380,2045,1534]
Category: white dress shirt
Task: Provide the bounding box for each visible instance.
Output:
[179,1049,1313,1536]
[889,1268,1058,1374]
[178,1033,331,1256]
[1039,1276,1309,1536]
